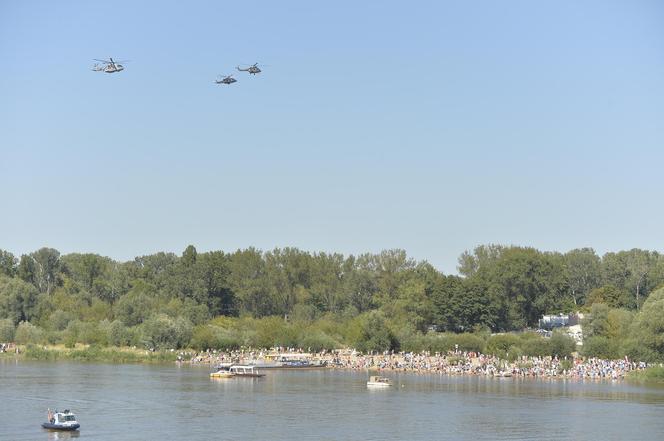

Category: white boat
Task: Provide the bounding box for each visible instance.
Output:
[367,376,392,388]
[229,365,265,378]
[252,353,328,369]
[42,409,80,431]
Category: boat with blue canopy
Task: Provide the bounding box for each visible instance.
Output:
[42,409,80,431]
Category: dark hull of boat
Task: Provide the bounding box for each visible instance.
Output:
[42,423,80,431]
[254,362,328,370]
[263,364,328,369]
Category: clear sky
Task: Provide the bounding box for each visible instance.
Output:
[1,0,663,273]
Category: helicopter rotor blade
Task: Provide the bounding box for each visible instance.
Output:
[93,58,129,64]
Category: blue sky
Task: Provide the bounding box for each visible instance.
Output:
[1,0,663,273]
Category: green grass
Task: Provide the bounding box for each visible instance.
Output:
[20,345,179,363]
[0,351,18,360]
[626,366,664,384]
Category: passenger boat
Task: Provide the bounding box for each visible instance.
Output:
[42,409,80,431]
[254,354,328,369]
[367,376,392,388]
[229,365,265,378]
[279,359,327,368]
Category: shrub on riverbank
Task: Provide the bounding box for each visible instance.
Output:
[0,311,645,364]
[482,332,576,359]
[20,344,179,363]
[189,316,343,352]
[24,344,58,360]
[190,324,242,351]
[0,318,15,342]
[15,321,44,345]
[582,336,621,359]
[626,366,664,384]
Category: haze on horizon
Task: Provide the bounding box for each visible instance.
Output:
[1,0,663,273]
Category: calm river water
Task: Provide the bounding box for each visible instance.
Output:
[1,361,664,441]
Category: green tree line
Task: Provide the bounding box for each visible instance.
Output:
[1,245,663,359]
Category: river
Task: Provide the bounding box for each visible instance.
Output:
[1,361,663,440]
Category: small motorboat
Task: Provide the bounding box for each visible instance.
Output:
[210,369,235,378]
[42,409,80,431]
[367,376,392,388]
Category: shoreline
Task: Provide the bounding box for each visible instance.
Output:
[5,345,662,385]
[1,344,178,363]
[188,349,655,382]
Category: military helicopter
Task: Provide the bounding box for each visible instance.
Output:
[91,58,127,73]
[236,63,262,75]
[215,74,237,85]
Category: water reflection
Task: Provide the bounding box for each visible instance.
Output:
[2,362,663,441]
[45,431,79,440]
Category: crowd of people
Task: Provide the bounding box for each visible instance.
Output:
[0,342,17,353]
[185,347,650,381]
[325,351,647,380]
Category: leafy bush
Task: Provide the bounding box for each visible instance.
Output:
[190,325,242,351]
[352,311,399,353]
[140,314,193,349]
[627,366,664,384]
[549,332,576,358]
[447,333,486,353]
[190,325,217,350]
[582,336,619,359]
[253,316,299,348]
[107,320,132,346]
[621,338,660,363]
[114,282,157,326]
[521,338,551,357]
[558,359,573,373]
[14,321,44,345]
[629,287,664,359]
[164,298,210,325]
[69,345,105,361]
[399,332,427,353]
[81,321,108,345]
[48,310,73,331]
[0,318,15,342]
[23,344,58,360]
[486,334,521,356]
[505,345,523,362]
[63,320,107,346]
[399,332,486,354]
[298,331,339,352]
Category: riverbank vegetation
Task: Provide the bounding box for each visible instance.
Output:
[5,344,179,363]
[1,245,663,361]
[626,366,664,384]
